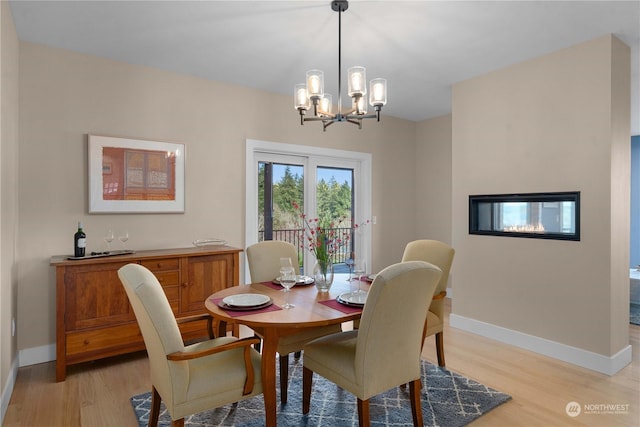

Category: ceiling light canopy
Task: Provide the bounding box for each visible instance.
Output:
[294,0,387,131]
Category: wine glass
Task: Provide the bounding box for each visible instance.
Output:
[345,256,354,281]
[280,257,293,272]
[353,258,367,294]
[279,258,296,309]
[104,229,114,252]
[118,230,129,250]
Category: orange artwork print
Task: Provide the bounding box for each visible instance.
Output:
[102,147,176,201]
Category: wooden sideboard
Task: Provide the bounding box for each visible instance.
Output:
[51,245,242,381]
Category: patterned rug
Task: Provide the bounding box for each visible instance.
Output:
[130,358,511,426]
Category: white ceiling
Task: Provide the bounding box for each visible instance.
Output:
[9,0,640,134]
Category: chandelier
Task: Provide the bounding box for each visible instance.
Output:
[294,0,387,131]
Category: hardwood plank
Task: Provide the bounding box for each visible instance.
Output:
[4,301,638,426]
[419,300,639,427]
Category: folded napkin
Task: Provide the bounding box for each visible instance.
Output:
[319,298,363,314]
[210,297,282,317]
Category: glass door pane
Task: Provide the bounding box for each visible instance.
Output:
[258,160,305,270]
[316,166,354,274]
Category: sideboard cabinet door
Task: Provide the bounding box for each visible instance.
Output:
[64,261,134,330]
[181,253,238,314]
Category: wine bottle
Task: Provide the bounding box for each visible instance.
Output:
[74,222,86,257]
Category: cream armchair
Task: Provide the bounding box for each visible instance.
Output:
[246,240,342,404]
[118,264,263,427]
[401,239,455,366]
[302,261,442,427]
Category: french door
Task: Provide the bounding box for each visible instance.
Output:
[245,139,371,281]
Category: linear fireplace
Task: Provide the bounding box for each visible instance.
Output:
[469,192,580,241]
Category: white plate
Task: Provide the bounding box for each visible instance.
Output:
[222,293,271,307]
[273,275,314,285]
[338,291,369,306]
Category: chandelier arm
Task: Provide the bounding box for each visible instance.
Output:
[347,119,363,129]
[304,116,332,122]
[346,113,378,120]
[323,120,335,131]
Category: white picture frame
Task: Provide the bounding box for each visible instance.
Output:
[88,135,185,213]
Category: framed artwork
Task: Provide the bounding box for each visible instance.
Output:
[88,135,185,213]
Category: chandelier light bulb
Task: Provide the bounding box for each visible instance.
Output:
[348,66,366,96]
[306,70,324,98]
[294,84,310,110]
[319,94,333,115]
[369,78,387,106]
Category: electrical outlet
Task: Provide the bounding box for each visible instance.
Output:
[372,216,377,224]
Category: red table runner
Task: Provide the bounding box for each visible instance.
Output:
[260,281,283,290]
[319,298,363,314]
[210,297,282,317]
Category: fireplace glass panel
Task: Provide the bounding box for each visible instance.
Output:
[469,192,580,240]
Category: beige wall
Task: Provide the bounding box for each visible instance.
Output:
[1,0,20,410]
[415,114,453,245]
[16,42,417,353]
[451,35,630,357]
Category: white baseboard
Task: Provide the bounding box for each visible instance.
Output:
[1,356,18,425]
[14,312,632,376]
[450,313,632,376]
[18,343,55,367]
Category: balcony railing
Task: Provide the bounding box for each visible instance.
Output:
[258,227,353,273]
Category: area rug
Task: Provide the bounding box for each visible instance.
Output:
[130,358,511,427]
[631,303,640,326]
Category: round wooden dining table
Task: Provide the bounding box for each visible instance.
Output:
[204,275,366,427]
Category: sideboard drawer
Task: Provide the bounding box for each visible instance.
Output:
[66,323,142,357]
[141,258,180,271]
[154,271,179,287]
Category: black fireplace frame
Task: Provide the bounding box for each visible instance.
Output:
[469,191,580,241]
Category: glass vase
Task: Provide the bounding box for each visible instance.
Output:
[313,259,334,292]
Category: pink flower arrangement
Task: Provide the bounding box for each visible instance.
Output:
[293,202,369,266]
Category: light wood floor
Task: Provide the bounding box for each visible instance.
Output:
[4,301,639,427]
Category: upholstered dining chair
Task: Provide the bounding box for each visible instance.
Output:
[302,261,441,427]
[246,240,342,404]
[401,239,455,366]
[118,264,263,427]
